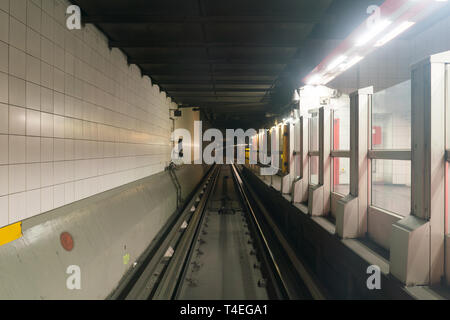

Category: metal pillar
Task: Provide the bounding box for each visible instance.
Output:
[309,106,331,216]
[293,115,309,204]
[336,87,372,238]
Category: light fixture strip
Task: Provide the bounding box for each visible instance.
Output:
[374,21,415,47]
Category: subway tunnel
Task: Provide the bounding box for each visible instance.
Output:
[1,0,450,304]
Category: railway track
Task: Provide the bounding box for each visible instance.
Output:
[110,164,327,300]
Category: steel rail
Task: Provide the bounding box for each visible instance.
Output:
[152,166,221,299]
[110,165,217,300]
[230,164,291,299]
[233,164,327,300]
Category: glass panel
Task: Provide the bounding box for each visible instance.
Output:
[371,159,411,216]
[446,64,450,150]
[333,157,350,195]
[332,96,350,150]
[372,80,411,150]
[446,162,449,234]
[310,156,319,185]
[309,114,319,151]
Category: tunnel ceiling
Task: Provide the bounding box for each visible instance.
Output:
[72,0,383,128]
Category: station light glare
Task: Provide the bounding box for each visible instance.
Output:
[307,74,322,85]
[322,74,337,85]
[374,21,416,47]
[355,20,392,47]
[327,55,347,71]
[340,56,364,72]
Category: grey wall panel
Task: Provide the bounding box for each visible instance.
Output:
[175,164,210,201]
[0,165,206,300]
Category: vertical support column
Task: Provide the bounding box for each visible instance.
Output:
[281,122,295,194]
[281,124,292,194]
[336,87,372,238]
[390,52,449,286]
[271,125,282,191]
[289,120,297,183]
[291,118,301,202]
[322,107,332,214]
[293,116,309,203]
[309,107,331,216]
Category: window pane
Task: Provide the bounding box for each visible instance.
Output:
[372,80,411,150]
[310,156,319,185]
[446,162,448,234]
[371,159,411,216]
[447,65,450,150]
[332,97,350,150]
[309,115,319,151]
[333,157,350,195]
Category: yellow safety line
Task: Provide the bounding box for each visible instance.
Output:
[0,222,22,247]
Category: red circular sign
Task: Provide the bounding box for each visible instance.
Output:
[60,232,74,251]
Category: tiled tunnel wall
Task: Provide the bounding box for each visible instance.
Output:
[0,0,175,228]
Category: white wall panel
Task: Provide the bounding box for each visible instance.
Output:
[0,0,173,227]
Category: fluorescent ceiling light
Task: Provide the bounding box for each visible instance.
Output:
[327,55,347,71]
[374,21,415,47]
[355,20,392,46]
[307,74,322,85]
[340,56,364,72]
[323,74,337,85]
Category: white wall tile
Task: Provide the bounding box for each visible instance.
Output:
[26,27,41,58]
[64,138,73,160]
[26,163,40,190]
[40,61,52,90]
[0,165,8,196]
[0,10,9,44]
[26,54,40,84]
[53,160,64,185]
[0,72,8,103]
[26,81,41,110]
[0,103,7,134]
[64,182,74,204]
[9,0,26,23]
[26,109,41,136]
[53,114,64,138]
[41,12,53,40]
[40,186,53,213]
[27,1,41,33]
[53,183,64,207]
[9,135,25,163]
[53,67,64,93]
[42,0,54,17]
[9,164,26,193]
[9,105,25,134]
[40,137,53,162]
[0,0,8,12]
[53,91,64,115]
[40,161,53,187]
[26,189,40,218]
[0,41,8,73]
[9,191,26,223]
[40,37,53,66]
[0,195,8,228]
[40,86,53,112]
[40,112,53,137]
[0,134,7,164]
[9,76,25,107]
[53,137,64,161]
[26,136,40,163]
[9,17,26,50]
